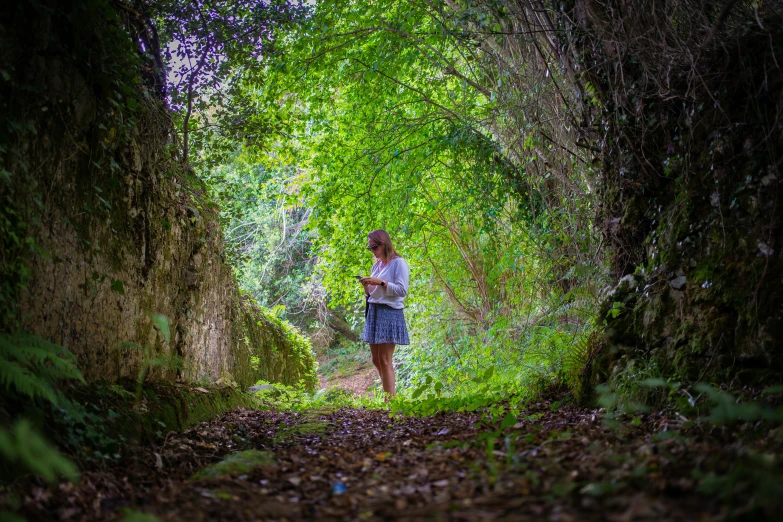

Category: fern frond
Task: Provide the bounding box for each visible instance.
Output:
[563,335,590,377]
[0,359,57,404]
[107,384,135,399]
[1,333,79,361]
[2,344,83,382]
[0,333,85,404]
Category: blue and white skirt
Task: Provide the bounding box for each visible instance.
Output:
[362,303,409,345]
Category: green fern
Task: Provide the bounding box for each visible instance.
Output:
[562,331,602,399]
[0,359,58,404]
[0,333,85,406]
[0,419,79,483]
[562,335,590,382]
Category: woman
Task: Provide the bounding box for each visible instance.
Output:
[359,229,409,397]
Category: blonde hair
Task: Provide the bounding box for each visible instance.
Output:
[368,229,400,262]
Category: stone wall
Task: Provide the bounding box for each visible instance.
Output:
[585,3,783,384]
[0,0,316,390]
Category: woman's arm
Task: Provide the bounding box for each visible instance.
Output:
[360,261,380,294]
[383,259,408,297]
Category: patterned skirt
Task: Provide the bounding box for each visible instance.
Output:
[362,303,409,345]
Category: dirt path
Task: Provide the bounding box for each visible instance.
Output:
[319,368,379,396]
[18,400,780,521]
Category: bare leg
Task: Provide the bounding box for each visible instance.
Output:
[370,344,382,386]
[371,343,396,397]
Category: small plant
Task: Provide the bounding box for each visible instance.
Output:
[0,333,84,492]
[119,313,186,411]
[691,383,783,424]
[0,419,79,483]
[0,332,85,405]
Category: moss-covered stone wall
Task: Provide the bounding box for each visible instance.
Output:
[583,3,783,384]
[0,0,316,390]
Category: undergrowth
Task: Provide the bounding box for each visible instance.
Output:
[0,333,85,519]
[249,374,549,421]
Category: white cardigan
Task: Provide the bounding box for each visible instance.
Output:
[367,257,409,309]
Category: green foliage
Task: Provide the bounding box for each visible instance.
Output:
[251,381,327,411]
[152,0,603,401]
[593,373,783,517]
[148,314,171,344]
[692,384,783,424]
[187,0,606,402]
[203,156,320,334]
[51,393,127,466]
[119,313,190,408]
[251,376,533,418]
[0,420,79,484]
[199,156,321,388]
[0,333,85,405]
[596,359,670,414]
[318,341,372,381]
[150,0,309,164]
[596,361,783,424]
[248,305,319,392]
[0,334,84,493]
[251,379,391,411]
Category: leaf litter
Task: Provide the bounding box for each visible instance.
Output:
[13,399,783,521]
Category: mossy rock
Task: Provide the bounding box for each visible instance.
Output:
[190,450,275,481]
[135,383,256,438]
[275,418,330,443]
[62,381,257,445]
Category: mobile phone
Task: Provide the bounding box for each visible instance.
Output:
[355,275,363,279]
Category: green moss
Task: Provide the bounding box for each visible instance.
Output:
[117,510,162,522]
[272,407,333,443]
[135,384,256,437]
[66,381,256,444]
[232,295,318,391]
[275,419,329,443]
[190,450,275,481]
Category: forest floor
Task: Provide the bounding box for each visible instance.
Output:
[18,396,781,521]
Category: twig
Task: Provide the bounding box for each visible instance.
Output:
[702,0,741,49]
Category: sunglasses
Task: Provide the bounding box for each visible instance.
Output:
[367,244,381,251]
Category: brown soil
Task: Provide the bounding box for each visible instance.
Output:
[319,367,379,395]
